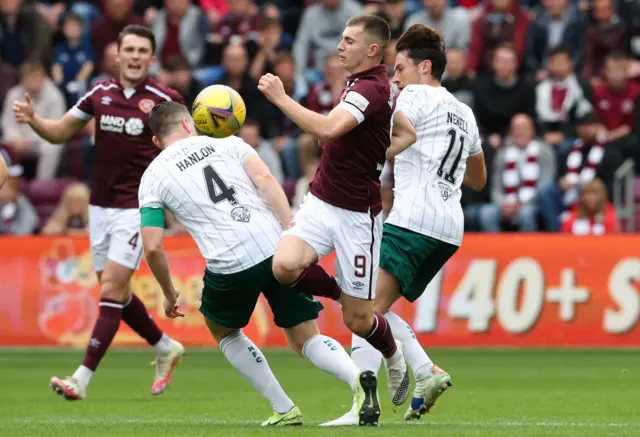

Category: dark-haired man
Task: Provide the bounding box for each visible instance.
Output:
[328,23,487,426]
[259,15,410,419]
[13,24,185,401]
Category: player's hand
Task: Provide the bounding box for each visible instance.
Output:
[258,73,286,104]
[13,93,35,124]
[163,289,184,319]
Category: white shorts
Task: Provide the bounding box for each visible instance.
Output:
[88,205,143,272]
[283,193,383,300]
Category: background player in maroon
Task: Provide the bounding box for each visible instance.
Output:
[13,25,185,401]
[259,15,410,412]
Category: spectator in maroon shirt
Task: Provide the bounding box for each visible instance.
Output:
[591,52,640,171]
[211,0,259,45]
[582,0,625,87]
[92,0,145,70]
[467,0,531,77]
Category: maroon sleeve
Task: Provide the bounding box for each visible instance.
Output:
[513,13,531,68]
[338,79,389,123]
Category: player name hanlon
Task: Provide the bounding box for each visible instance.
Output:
[447,112,468,134]
[175,146,216,171]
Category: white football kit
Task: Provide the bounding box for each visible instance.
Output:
[387,84,482,246]
[138,135,283,274]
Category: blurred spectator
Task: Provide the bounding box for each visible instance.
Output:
[480,114,555,232]
[35,1,67,31]
[293,0,363,84]
[263,51,306,179]
[376,0,408,40]
[150,0,206,72]
[442,48,476,111]
[467,0,530,76]
[474,44,536,148]
[199,0,229,27]
[535,45,592,152]
[159,54,204,110]
[1,60,66,180]
[238,119,284,185]
[91,42,119,84]
[92,0,145,70]
[0,0,52,68]
[41,182,90,236]
[582,0,625,86]
[219,43,270,135]
[592,52,640,170]
[404,0,470,51]
[622,0,640,78]
[210,0,260,45]
[52,12,95,108]
[249,17,294,80]
[561,178,617,234]
[0,145,38,235]
[537,112,624,231]
[0,58,18,137]
[525,0,586,81]
[291,157,319,215]
[307,53,346,116]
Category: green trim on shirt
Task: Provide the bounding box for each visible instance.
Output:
[140,207,165,228]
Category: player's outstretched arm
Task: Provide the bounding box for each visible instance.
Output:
[463,151,487,191]
[258,74,358,144]
[13,93,87,145]
[244,153,293,229]
[0,152,7,189]
[387,111,417,159]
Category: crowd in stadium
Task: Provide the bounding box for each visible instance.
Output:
[1,0,639,236]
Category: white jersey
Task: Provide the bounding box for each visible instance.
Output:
[387,84,482,246]
[139,135,283,274]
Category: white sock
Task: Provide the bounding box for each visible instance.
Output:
[153,333,173,355]
[350,333,382,376]
[220,331,294,414]
[302,334,360,391]
[385,311,433,379]
[72,365,94,389]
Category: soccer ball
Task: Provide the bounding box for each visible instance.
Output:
[191,85,246,138]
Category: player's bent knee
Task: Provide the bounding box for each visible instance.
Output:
[343,310,374,338]
[272,257,303,284]
[99,279,129,303]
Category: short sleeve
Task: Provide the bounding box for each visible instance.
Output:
[469,123,483,156]
[394,86,423,126]
[138,168,164,210]
[69,84,98,120]
[336,79,390,125]
[234,137,258,164]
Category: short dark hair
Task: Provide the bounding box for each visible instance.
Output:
[396,24,447,80]
[63,12,84,26]
[606,51,628,63]
[117,24,156,53]
[547,44,571,59]
[148,102,191,139]
[164,54,191,73]
[273,50,294,68]
[493,42,517,59]
[346,15,391,54]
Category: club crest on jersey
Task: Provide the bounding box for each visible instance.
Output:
[438,181,453,201]
[231,206,251,223]
[139,98,155,113]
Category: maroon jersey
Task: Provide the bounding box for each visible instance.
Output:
[307,81,338,115]
[310,65,393,215]
[69,78,184,208]
[592,82,640,131]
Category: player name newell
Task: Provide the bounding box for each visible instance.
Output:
[447,111,468,134]
[175,146,216,172]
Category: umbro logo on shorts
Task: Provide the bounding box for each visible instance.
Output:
[352,281,365,289]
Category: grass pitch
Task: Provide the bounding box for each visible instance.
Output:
[0,349,638,436]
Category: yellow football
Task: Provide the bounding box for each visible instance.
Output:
[191,85,247,138]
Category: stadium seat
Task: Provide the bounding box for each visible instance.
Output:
[25,178,78,231]
[193,66,225,86]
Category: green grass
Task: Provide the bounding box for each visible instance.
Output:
[0,349,639,436]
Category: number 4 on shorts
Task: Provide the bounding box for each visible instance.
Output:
[128,232,139,249]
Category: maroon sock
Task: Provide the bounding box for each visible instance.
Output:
[81,299,123,371]
[122,293,163,346]
[364,312,398,359]
[290,263,342,300]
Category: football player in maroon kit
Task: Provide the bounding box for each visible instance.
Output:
[259,14,410,416]
[13,25,186,401]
